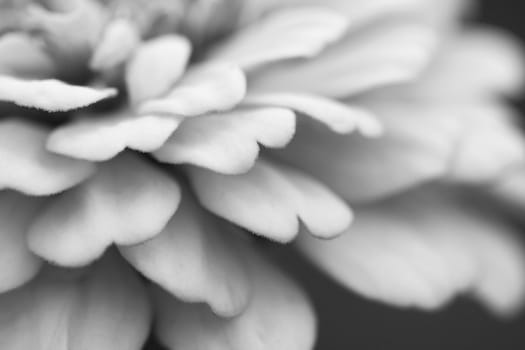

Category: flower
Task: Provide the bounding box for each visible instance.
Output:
[0,0,524,349]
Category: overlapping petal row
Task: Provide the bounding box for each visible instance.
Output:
[1,0,524,349]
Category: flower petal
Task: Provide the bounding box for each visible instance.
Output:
[0,254,151,350]
[138,63,247,117]
[0,119,95,195]
[245,92,382,135]
[154,107,296,174]
[0,192,43,293]
[27,153,181,266]
[208,6,348,70]
[90,18,141,71]
[0,76,117,111]
[249,21,436,98]
[0,33,55,79]
[120,193,251,317]
[154,252,316,350]
[126,35,191,104]
[188,160,352,242]
[47,111,181,161]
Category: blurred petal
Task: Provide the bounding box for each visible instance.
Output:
[154,252,316,350]
[48,111,181,161]
[0,254,151,350]
[209,6,348,70]
[121,193,251,317]
[139,62,247,117]
[0,192,43,293]
[0,76,117,111]
[0,119,95,195]
[245,92,382,135]
[126,35,191,103]
[0,33,55,79]
[28,153,181,266]
[154,107,296,174]
[188,160,352,242]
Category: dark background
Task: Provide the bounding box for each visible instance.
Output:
[299,2,525,349]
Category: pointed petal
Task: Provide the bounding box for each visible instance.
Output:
[0,192,43,293]
[47,111,181,161]
[27,153,181,266]
[138,63,246,117]
[0,119,95,195]
[121,193,251,317]
[154,252,316,350]
[209,7,348,70]
[245,93,382,135]
[154,108,295,174]
[0,254,151,350]
[126,35,191,103]
[188,160,352,242]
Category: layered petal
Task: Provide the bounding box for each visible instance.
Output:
[27,153,180,266]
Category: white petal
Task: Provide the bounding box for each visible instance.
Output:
[90,18,141,71]
[47,110,181,161]
[154,252,316,350]
[249,21,436,98]
[245,93,382,135]
[126,35,191,103]
[0,119,95,195]
[0,192,43,293]
[188,160,352,242]
[209,7,348,70]
[0,33,55,79]
[0,254,151,350]
[27,153,181,266]
[0,76,117,112]
[154,107,295,173]
[121,194,251,317]
[138,63,246,117]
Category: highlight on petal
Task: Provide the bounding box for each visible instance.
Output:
[0,192,43,293]
[298,187,525,314]
[154,252,316,350]
[121,192,251,317]
[47,110,181,161]
[126,35,191,103]
[154,107,296,174]
[209,6,348,70]
[0,253,151,350]
[245,92,382,135]
[0,76,117,112]
[90,18,141,71]
[188,159,353,242]
[27,153,181,266]
[249,21,436,98]
[138,63,247,117]
[0,33,55,79]
[0,119,95,196]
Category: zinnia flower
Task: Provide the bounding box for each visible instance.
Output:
[0,0,524,349]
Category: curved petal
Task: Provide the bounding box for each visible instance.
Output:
[154,107,295,174]
[188,160,352,242]
[154,251,316,350]
[138,63,247,117]
[0,253,151,350]
[47,111,181,161]
[0,33,55,79]
[0,192,43,293]
[0,119,95,195]
[120,193,251,317]
[126,35,191,103]
[27,153,181,266]
[208,6,348,70]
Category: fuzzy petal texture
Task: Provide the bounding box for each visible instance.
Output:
[188,160,352,242]
[154,107,296,174]
[0,254,151,350]
[0,119,95,195]
[27,153,181,266]
[154,252,316,350]
[121,193,251,317]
